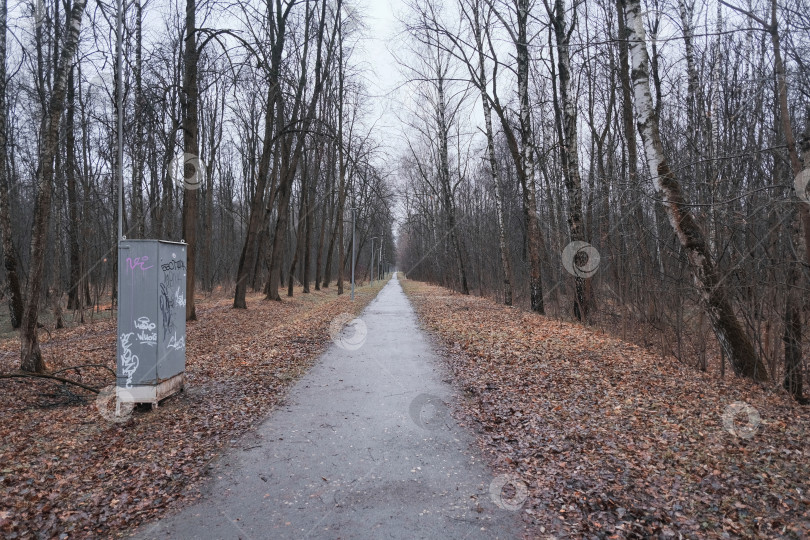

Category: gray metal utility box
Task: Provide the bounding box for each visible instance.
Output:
[116,240,187,408]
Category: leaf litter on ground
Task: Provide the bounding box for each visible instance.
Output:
[401,278,809,539]
[0,282,385,539]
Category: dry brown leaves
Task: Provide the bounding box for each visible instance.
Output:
[0,283,384,539]
[401,279,810,539]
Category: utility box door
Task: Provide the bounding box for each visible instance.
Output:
[117,240,186,389]
[156,242,187,380]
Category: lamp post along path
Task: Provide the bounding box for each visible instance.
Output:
[370,236,377,285]
[351,207,356,301]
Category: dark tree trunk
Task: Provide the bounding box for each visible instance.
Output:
[267,0,337,300]
[287,170,308,297]
[323,149,340,289]
[315,156,330,291]
[233,0,288,308]
[20,0,88,372]
[181,0,199,321]
[0,0,23,328]
[65,63,81,312]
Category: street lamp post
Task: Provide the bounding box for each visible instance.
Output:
[370,236,377,285]
[351,207,356,301]
[116,0,123,241]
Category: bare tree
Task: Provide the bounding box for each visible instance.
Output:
[622,0,769,381]
[180,0,199,320]
[0,0,23,329]
[464,0,513,304]
[234,0,293,309]
[20,0,89,372]
[487,0,545,313]
[546,0,592,320]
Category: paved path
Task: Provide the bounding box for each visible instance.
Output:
[135,274,525,539]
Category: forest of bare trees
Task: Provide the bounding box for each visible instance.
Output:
[2,0,810,535]
[0,0,808,404]
[0,0,396,369]
[395,0,809,401]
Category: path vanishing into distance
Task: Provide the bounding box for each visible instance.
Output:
[134,274,526,539]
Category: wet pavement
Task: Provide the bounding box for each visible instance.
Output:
[133,273,525,539]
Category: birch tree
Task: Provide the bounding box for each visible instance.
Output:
[464,0,513,305]
[621,0,769,381]
[486,0,545,313]
[546,0,592,320]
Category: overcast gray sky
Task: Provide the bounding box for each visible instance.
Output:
[352,0,408,161]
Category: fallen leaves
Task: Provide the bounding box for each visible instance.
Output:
[0,283,385,539]
[402,278,810,539]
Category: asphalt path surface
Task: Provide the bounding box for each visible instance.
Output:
[134,273,525,539]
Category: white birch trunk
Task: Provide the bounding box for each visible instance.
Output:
[469,0,513,305]
[623,0,768,381]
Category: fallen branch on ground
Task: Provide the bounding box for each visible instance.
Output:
[0,371,100,394]
[51,363,116,378]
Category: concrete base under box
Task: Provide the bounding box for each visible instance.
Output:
[116,373,185,413]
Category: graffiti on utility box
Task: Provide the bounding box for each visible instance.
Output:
[117,240,186,391]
